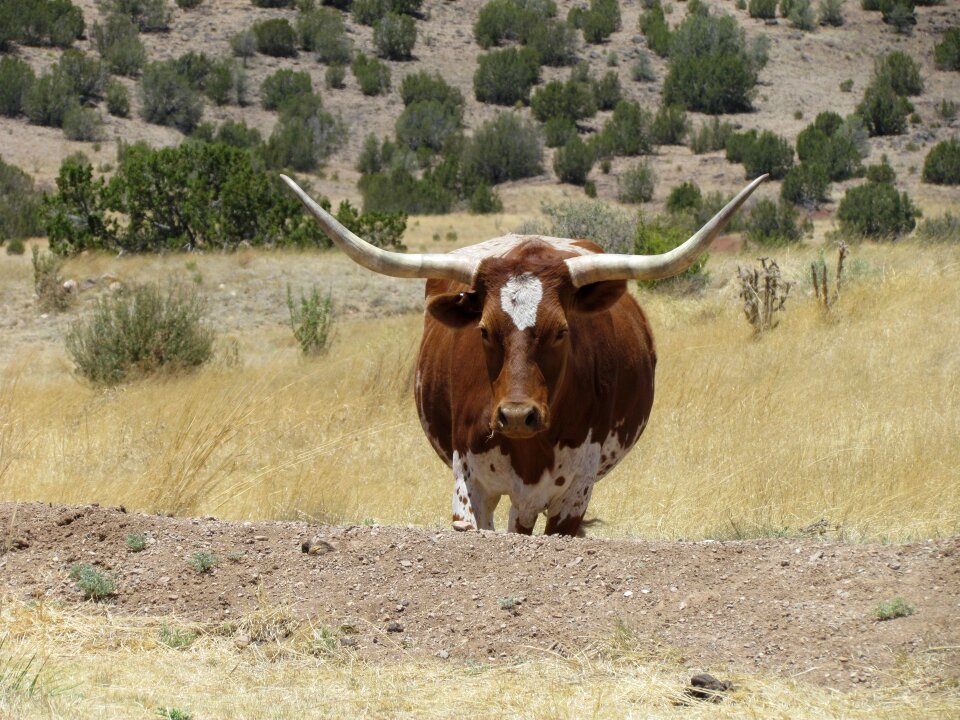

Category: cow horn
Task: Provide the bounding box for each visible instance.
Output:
[565,175,768,287]
[281,174,479,286]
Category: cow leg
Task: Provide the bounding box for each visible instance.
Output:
[545,479,595,537]
[507,505,537,535]
[451,465,498,531]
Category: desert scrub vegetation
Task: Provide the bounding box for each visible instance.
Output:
[260,69,312,111]
[374,11,417,60]
[795,111,867,182]
[933,27,960,71]
[31,246,72,312]
[688,117,733,154]
[298,6,352,64]
[473,0,557,48]
[0,158,43,244]
[265,93,346,172]
[737,257,791,334]
[287,285,335,356]
[105,78,131,116]
[139,60,204,133]
[473,47,540,106]
[553,135,594,186]
[617,162,655,203]
[873,596,914,621]
[97,0,171,33]
[351,53,391,96]
[253,18,298,57]
[189,551,217,573]
[65,282,215,385]
[0,57,35,117]
[921,138,960,185]
[746,198,809,245]
[726,130,795,180]
[68,563,116,600]
[916,212,959,243]
[836,174,919,240]
[92,13,148,77]
[1,0,85,49]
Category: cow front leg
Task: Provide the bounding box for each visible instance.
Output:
[545,478,595,536]
[451,455,498,530]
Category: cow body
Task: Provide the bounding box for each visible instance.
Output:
[415,235,656,536]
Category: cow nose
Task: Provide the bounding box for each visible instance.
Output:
[496,403,543,436]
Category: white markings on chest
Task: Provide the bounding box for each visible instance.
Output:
[499,273,543,331]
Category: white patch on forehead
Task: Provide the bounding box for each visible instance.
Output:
[500,272,543,331]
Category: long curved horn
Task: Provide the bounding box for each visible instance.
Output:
[565,175,767,287]
[281,174,479,286]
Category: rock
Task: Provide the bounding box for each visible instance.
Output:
[339,637,357,647]
[386,621,404,633]
[400,560,413,568]
[684,674,733,702]
[62,279,79,294]
[436,649,449,659]
[809,549,824,562]
[301,537,336,554]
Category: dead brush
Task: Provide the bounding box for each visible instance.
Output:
[737,257,791,333]
[812,242,849,312]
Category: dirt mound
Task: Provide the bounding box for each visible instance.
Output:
[1,502,957,690]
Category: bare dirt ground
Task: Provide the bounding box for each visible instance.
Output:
[2,502,957,692]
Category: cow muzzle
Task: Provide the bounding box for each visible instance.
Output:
[494,402,546,438]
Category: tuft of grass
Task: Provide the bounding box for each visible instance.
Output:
[31,246,71,313]
[157,708,192,720]
[68,564,115,601]
[873,597,915,621]
[286,284,334,356]
[188,552,217,574]
[158,625,197,650]
[125,533,147,552]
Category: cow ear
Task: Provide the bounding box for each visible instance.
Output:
[427,291,483,327]
[573,280,626,314]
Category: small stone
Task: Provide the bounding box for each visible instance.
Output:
[400,560,413,568]
[436,649,450,659]
[452,521,473,532]
[809,550,824,562]
[386,621,404,633]
[623,590,633,597]
[254,535,267,541]
[339,637,357,647]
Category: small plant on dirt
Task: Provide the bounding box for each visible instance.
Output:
[68,563,116,600]
[498,596,522,614]
[159,625,198,649]
[812,242,848,313]
[31,246,71,312]
[916,212,959,243]
[737,258,791,334]
[308,624,339,655]
[226,549,245,562]
[157,707,192,720]
[189,551,217,574]
[873,596,914,621]
[125,533,147,552]
[287,285,334,356]
[6,239,25,256]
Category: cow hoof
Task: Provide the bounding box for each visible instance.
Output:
[451,520,474,532]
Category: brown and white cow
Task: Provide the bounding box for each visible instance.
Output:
[282,174,766,536]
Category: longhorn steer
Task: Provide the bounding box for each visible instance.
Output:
[282,175,766,536]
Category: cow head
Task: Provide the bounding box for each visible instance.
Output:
[279,173,766,439]
[424,242,626,438]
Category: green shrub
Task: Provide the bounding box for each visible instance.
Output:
[865,155,896,184]
[176,0,203,6]
[872,596,914,621]
[105,78,131,116]
[0,57,35,117]
[253,18,298,57]
[56,49,108,104]
[265,93,346,171]
[786,0,816,29]
[66,282,214,384]
[325,64,346,89]
[139,61,203,133]
[125,533,147,551]
[527,20,578,67]
[543,117,577,148]
[63,105,105,141]
[6,239,26,255]
[540,198,634,253]
[31,245,71,311]
[461,111,543,184]
[287,285,334,355]
[652,104,688,145]
[630,52,656,82]
[582,0,621,44]
[42,154,117,254]
[395,101,460,152]
[917,211,959,243]
[634,215,707,287]
[781,163,830,207]
[530,79,596,123]
[261,69,312,111]
[299,7,352,64]
[468,182,503,214]
[795,114,864,181]
[748,0,777,18]
[689,116,733,154]
[352,53,391,96]
[837,180,918,238]
[213,119,262,149]
[638,3,670,58]
[99,0,171,33]
[666,181,702,214]
[739,130,793,179]
[399,71,464,119]
[189,551,217,573]
[474,47,540,105]
[93,13,147,76]
[251,0,293,6]
[591,70,622,111]
[618,161,655,203]
[856,79,910,136]
[662,14,757,114]
[818,0,844,25]
[922,139,960,185]
[230,29,257,59]
[68,564,115,600]
[934,27,960,71]
[16,0,86,47]
[473,0,555,48]
[725,129,757,164]
[359,167,454,214]
[205,59,246,106]
[746,198,807,245]
[374,12,417,60]
[554,135,594,185]
[352,0,389,26]
[0,158,43,242]
[874,51,923,96]
[883,2,916,34]
[592,100,654,157]
[23,74,76,127]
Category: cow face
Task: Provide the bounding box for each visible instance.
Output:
[427,244,627,439]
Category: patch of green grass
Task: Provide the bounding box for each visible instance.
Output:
[158,626,197,650]
[873,596,914,621]
[157,707,192,720]
[68,564,115,601]
[125,533,147,552]
[189,551,217,574]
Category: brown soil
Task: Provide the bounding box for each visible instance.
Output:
[2,502,957,691]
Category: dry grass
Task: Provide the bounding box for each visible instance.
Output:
[1,599,957,720]
[0,240,958,540]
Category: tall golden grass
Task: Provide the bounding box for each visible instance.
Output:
[0,240,958,541]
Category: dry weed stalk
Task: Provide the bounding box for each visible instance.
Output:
[737,257,791,333]
[812,242,849,312]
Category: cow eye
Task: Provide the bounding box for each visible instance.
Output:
[555,327,569,343]
[479,326,490,341]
